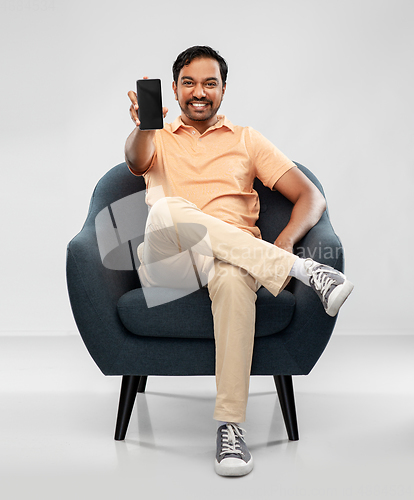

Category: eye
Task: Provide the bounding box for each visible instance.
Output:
[206,82,218,88]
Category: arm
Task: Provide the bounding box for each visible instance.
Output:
[272,167,327,253]
[124,83,168,175]
[125,124,156,175]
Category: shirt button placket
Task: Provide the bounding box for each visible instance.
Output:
[190,129,198,152]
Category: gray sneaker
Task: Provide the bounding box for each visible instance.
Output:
[305,259,354,317]
[215,423,253,477]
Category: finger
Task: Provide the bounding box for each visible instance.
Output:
[129,105,140,126]
[129,103,138,119]
[162,107,169,118]
[127,90,138,110]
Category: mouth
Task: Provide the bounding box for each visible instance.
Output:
[188,101,211,110]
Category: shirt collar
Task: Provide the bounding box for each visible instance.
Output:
[171,115,234,134]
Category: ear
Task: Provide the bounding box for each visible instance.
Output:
[221,83,226,100]
[172,81,178,100]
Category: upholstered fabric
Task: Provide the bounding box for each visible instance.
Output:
[66,161,343,376]
[117,287,295,339]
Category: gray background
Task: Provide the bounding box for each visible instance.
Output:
[1,0,413,335]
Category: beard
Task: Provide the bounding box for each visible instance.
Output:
[178,97,222,122]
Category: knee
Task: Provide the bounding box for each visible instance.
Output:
[209,263,256,297]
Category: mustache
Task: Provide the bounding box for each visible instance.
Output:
[186,98,212,105]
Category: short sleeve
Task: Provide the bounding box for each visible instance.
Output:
[247,128,296,189]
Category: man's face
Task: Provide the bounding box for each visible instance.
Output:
[173,57,226,127]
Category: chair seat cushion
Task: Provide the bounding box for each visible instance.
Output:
[117,286,295,339]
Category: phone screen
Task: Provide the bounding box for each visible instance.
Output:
[136,79,163,130]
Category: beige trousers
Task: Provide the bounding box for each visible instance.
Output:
[137,196,297,423]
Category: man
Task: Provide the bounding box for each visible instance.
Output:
[125,46,353,477]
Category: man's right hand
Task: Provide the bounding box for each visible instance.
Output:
[128,77,169,128]
[128,89,141,127]
[125,77,169,175]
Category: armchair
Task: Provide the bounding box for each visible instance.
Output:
[66,161,343,442]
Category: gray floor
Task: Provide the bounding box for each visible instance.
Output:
[1,334,413,500]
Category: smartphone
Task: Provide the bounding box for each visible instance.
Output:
[136,79,164,130]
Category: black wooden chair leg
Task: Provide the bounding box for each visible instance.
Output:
[114,375,140,441]
[273,375,299,441]
[137,375,148,393]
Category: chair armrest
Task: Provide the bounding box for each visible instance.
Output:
[279,211,343,373]
[294,211,344,271]
[66,224,139,374]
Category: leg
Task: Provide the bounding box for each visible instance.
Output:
[137,375,148,393]
[209,262,257,476]
[139,197,353,317]
[114,375,139,441]
[208,261,260,423]
[139,197,297,296]
[273,375,299,441]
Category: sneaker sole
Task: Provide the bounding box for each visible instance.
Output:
[214,457,254,477]
[326,279,354,317]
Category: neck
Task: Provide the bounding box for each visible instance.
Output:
[180,113,220,134]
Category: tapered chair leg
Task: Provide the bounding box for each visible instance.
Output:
[137,375,148,393]
[274,375,299,441]
[114,375,140,441]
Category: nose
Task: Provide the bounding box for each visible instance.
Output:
[192,83,206,99]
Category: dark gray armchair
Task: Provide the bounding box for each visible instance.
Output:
[66,161,343,442]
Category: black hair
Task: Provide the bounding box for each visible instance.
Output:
[172,46,228,86]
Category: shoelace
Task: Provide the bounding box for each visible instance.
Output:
[306,261,335,301]
[220,423,246,457]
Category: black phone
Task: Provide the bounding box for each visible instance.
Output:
[136,79,164,130]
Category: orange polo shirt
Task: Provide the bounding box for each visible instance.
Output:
[131,115,295,239]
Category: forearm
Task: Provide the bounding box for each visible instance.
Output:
[124,127,156,175]
[275,191,326,251]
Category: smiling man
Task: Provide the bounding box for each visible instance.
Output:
[125,46,353,477]
[173,56,225,131]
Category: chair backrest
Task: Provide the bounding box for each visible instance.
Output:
[89,162,326,269]
[255,161,326,244]
[85,163,146,223]
[87,165,146,273]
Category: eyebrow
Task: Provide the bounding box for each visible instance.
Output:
[180,76,220,82]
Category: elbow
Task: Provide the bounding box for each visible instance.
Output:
[124,144,135,170]
[124,153,152,176]
[124,139,141,174]
[124,154,139,175]
[304,186,327,219]
[315,191,327,221]
[309,184,326,216]
[319,192,327,215]
[124,147,145,176]
[307,188,326,223]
